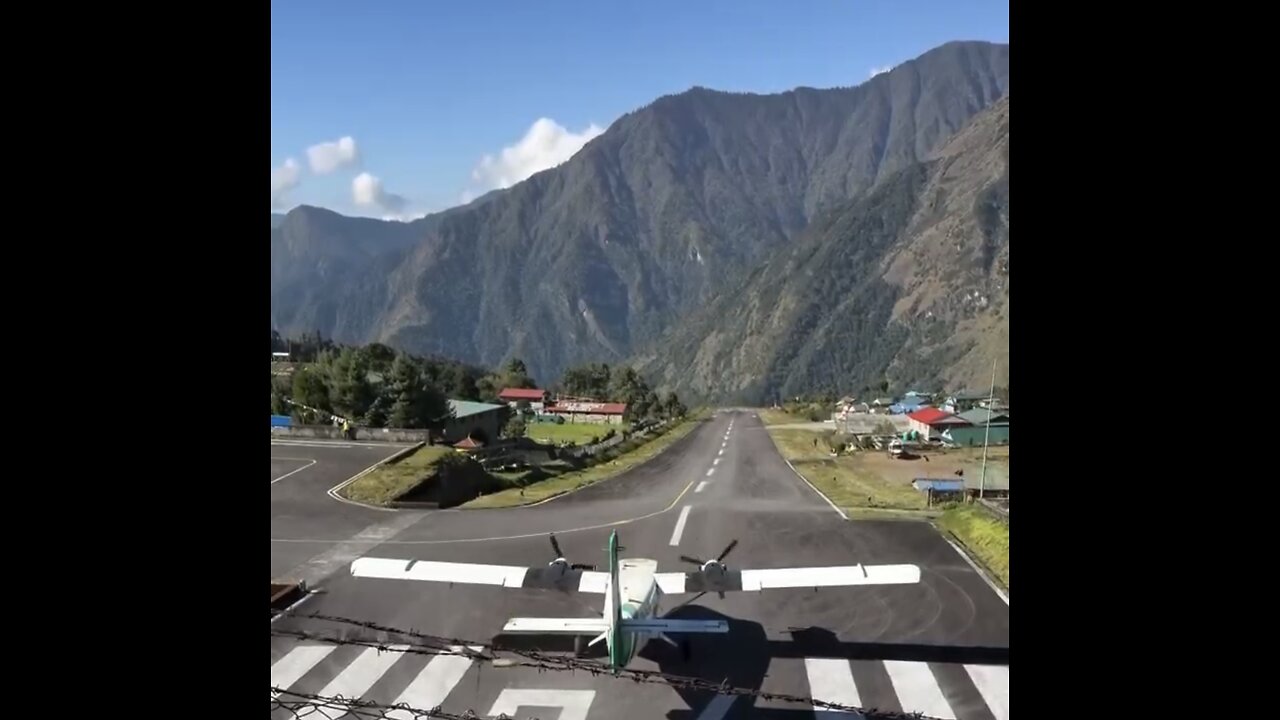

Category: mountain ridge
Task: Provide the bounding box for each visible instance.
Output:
[270,40,1010,398]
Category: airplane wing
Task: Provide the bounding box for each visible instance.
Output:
[502,617,611,635]
[351,557,610,593]
[653,563,921,594]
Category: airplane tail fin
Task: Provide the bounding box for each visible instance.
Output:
[607,530,623,667]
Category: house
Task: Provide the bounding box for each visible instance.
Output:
[912,478,967,506]
[438,399,508,444]
[498,387,549,412]
[545,401,627,425]
[452,435,486,451]
[870,398,896,414]
[906,407,971,440]
[888,396,930,415]
[941,409,1010,447]
[942,390,989,414]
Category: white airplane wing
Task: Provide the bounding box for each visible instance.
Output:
[351,557,610,593]
[502,617,611,635]
[654,563,921,594]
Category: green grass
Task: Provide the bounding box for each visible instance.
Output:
[338,445,451,506]
[758,408,804,426]
[936,503,1009,588]
[462,414,706,508]
[525,422,614,445]
[768,428,928,513]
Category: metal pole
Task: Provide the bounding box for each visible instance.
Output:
[979,358,996,499]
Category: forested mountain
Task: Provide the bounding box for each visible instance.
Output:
[270,40,1010,401]
[633,95,1010,403]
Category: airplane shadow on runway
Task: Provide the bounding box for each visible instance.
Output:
[493,604,1008,720]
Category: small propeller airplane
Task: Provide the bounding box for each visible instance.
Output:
[349,530,921,673]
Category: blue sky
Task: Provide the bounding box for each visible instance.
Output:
[270,0,1009,219]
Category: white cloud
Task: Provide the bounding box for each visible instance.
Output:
[869,65,894,78]
[470,118,605,191]
[352,171,407,213]
[270,158,301,209]
[307,136,360,174]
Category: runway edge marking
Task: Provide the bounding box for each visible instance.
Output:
[271,458,318,485]
[326,442,426,511]
[769,441,848,521]
[942,535,1009,606]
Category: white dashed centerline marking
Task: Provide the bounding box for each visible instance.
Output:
[695,481,709,493]
[706,468,715,477]
[713,457,721,466]
[669,505,693,546]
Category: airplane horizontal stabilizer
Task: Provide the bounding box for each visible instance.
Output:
[501,617,612,635]
[620,618,729,634]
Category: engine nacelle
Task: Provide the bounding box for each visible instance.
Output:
[700,559,727,581]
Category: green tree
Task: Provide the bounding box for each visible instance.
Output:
[388,354,449,429]
[330,347,375,421]
[662,392,686,419]
[292,367,331,413]
[502,414,527,439]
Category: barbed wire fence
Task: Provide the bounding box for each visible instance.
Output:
[271,611,943,720]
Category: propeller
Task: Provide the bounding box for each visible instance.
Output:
[548,533,595,571]
[679,539,738,568]
[679,539,738,599]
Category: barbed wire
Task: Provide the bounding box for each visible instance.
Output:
[272,611,941,720]
[272,687,533,719]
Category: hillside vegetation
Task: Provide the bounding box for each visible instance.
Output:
[636,95,1009,403]
[270,41,1010,401]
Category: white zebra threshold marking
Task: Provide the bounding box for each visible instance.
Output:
[882,661,956,719]
[803,658,861,716]
[385,646,482,720]
[964,664,1009,720]
[488,689,596,720]
[271,644,336,698]
[317,645,408,703]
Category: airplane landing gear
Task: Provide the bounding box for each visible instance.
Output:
[573,635,584,657]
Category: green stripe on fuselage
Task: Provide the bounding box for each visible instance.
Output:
[608,531,624,669]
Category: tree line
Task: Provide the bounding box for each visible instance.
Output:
[271,333,685,430]
[554,362,685,423]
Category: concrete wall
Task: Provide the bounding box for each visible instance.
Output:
[271,425,432,443]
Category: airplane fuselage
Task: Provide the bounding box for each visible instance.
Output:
[605,558,663,667]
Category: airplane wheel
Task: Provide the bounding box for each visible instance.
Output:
[573,636,584,657]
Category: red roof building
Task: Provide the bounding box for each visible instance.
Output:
[906,408,971,440]
[545,401,628,425]
[453,436,485,450]
[498,388,548,402]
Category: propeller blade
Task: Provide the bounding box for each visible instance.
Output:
[716,539,738,562]
[570,563,596,571]
[679,555,704,566]
[549,534,564,559]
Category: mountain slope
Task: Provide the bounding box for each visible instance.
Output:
[270,40,1009,389]
[634,95,1010,403]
